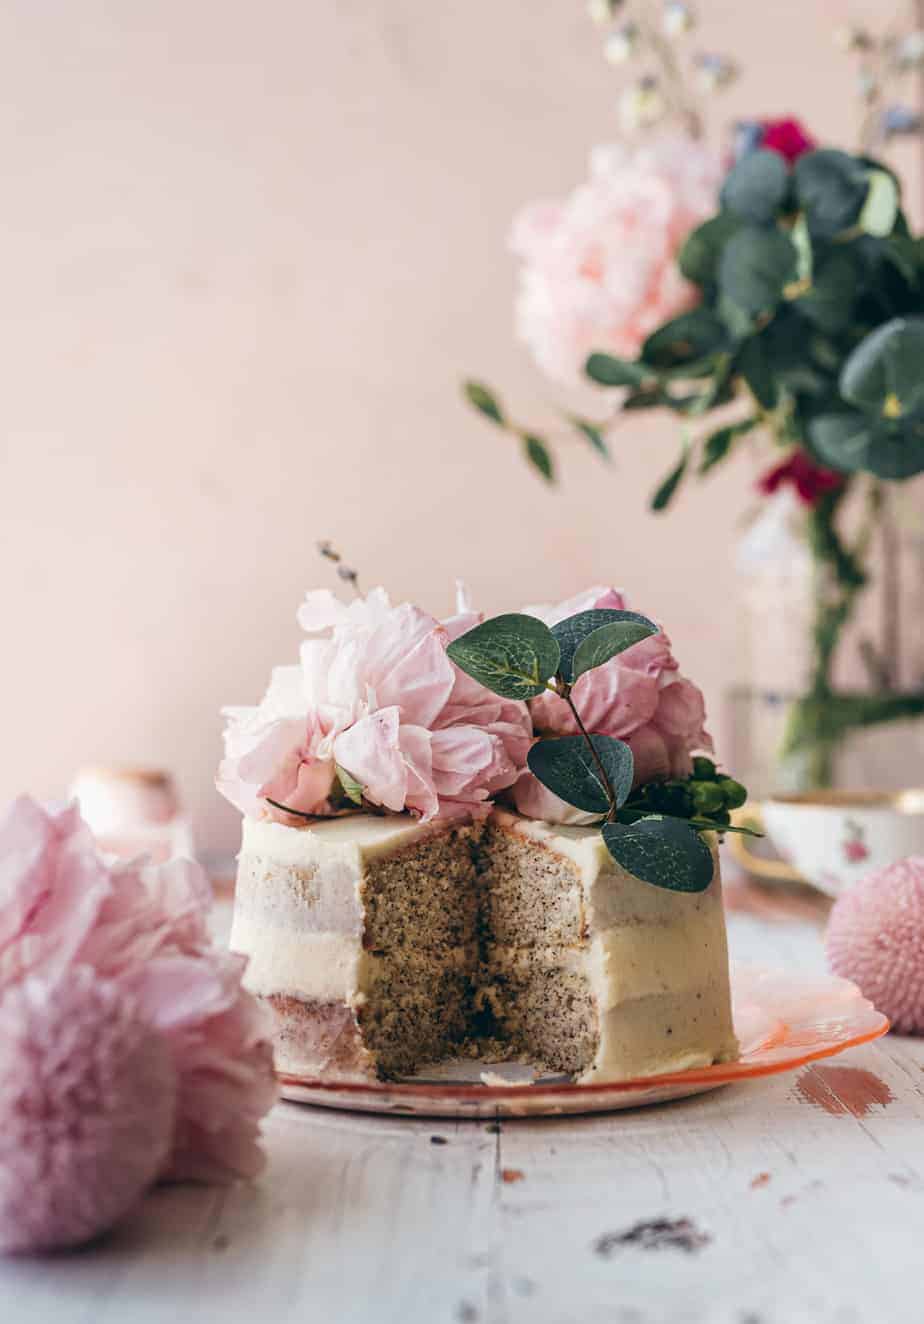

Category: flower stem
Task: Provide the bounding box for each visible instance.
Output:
[561,686,619,820]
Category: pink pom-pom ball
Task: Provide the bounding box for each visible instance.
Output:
[826,856,924,1034]
[0,967,177,1252]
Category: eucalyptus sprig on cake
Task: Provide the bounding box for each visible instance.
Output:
[448,606,755,893]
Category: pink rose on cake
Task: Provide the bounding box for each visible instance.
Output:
[512,586,713,825]
[217,586,533,824]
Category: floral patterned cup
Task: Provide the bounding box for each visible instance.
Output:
[731,790,924,897]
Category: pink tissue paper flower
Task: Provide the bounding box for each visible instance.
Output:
[513,586,713,824]
[0,796,278,1251]
[826,857,924,1035]
[510,136,721,385]
[217,585,533,825]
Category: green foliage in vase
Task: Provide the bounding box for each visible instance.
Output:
[447,612,758,894]
[577,147,924,505]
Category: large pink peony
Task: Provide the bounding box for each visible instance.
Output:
[513,586,712,824]
[218,586,533,825]
[0,795,277,1253]
[510,137,721,385]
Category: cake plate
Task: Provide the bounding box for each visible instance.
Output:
[278,963,889,1118]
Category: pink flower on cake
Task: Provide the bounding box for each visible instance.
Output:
[0,795,278,1251]
[513,586,712,824]
[510,137,721,385]
[217,586,533,824]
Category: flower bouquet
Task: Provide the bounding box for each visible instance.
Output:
[463,5,924,790]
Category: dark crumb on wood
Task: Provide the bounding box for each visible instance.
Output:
[501,1168,525,1183]
[593,1217,711,1256]
[455,1302,479,1322]
[486,1122,501,1134]
[750,1172,771,1189]
[430,1135,449,1145]
[212,1233,230,1253]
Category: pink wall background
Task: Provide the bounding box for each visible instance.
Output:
[2,1,919,854]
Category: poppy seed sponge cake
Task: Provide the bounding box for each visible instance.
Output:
[230,808,738,1084]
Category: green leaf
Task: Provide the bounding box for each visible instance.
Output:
[521,433,555,482]
[793,250,858,333]
[735,334,778,408]
[463,380,505,425]
[447,614,560,700]
[678,213,742,286]
[335,765,365,806]
[572,619,658,680]
[793,149,869,238]
[567,415,610,459]
[698,417,758,475]
[840,318,924,419]
[859,169,899,237]
[527,735,634,815]
[641,309,728,373]
[718,226,798,322]
[808,412,875,474]
[585,353,650,387]
[720,149,789,225]
[602,816,715,892]
[809,411,924,480]
[551,608,658,683]
[651,443,689,511]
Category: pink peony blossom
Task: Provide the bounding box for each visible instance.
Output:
[0,795,278,1253]
[0,967,176,1253]
[217,586,533,824]
[826,858,924,1034]
[513,586,712,823]
[510,137,721,385]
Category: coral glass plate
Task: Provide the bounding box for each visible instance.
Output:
[278,964,889,1118]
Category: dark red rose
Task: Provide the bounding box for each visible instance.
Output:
[758,450,845,506]
[760,118,816,164]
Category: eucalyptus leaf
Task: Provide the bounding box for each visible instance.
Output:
[651,443,689,511]
[718,226,798,321]
[521,433,555,482]
[698,417,758,475]
[602,816,715,893]
[463,380,505,425]
[794,149,869,238]
[567,415,610,459]
[720,149,789,225]
[859,169,899,238]
[840,317,924,419]
[447,614,560,700]
[735,334,778,408]
[572,618,658,680]
[807,412,873,474]
[809,411,924,480]
[678,212,742,286]
[527,735,634,815]
[641,309,728,372]
[585,353,650,387]
[552,609,658,683]
[793,250,858,333]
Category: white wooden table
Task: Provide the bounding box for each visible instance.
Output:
[3,881,923,1324]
